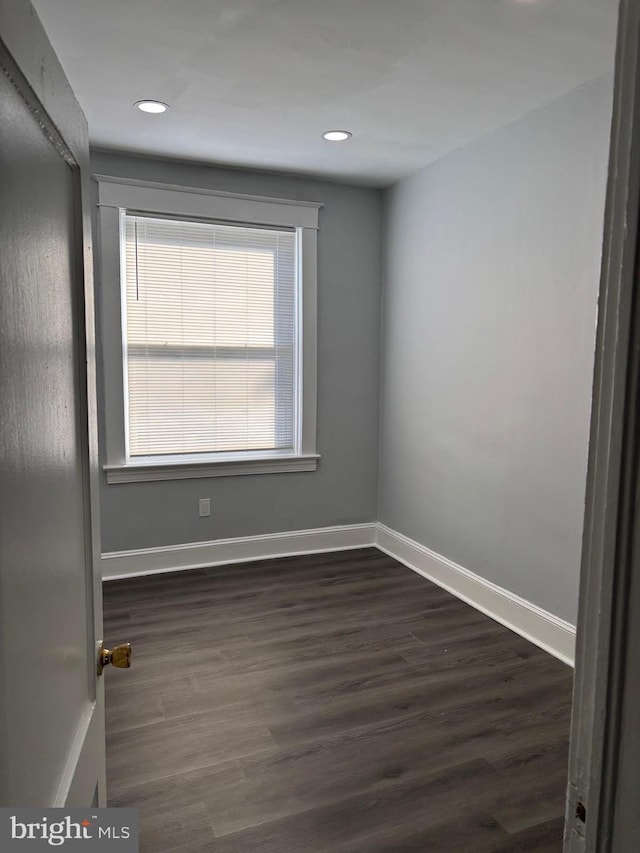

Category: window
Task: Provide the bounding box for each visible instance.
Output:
[123,215,297,458]
[97,177,320,482]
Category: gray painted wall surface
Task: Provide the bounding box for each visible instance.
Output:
[378,76,613,625]
[92,151,382,552]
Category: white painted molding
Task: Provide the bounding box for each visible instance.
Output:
[101,519,576,666]
[375,523,576,667]
[102,523,377,580]
[104,454,320,483]
[94,175,322,229]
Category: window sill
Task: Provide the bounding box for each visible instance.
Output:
[103,454,320,484]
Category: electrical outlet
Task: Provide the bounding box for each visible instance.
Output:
[198,498,211,517]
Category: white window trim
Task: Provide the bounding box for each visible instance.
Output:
[96,175,321,484]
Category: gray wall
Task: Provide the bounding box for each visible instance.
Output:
[92,151,383,552]
[378,75,613,625]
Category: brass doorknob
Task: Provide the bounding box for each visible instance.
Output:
[97,642,132,676]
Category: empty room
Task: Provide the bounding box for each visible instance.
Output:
[0,0,630,851]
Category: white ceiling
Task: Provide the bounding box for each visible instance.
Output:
[32,0,619,187]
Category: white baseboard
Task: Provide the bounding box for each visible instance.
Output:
[101,523,377,580]
[375,523,576,666]
[101,520,576,666]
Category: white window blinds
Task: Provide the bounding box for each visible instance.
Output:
[122,214,298,459]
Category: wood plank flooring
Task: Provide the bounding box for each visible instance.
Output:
[103,548,573,852]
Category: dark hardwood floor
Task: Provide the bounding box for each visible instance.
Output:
[103,548,573,853]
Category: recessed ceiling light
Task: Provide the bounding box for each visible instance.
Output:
[322,130,352,142]
[135,100,169,114]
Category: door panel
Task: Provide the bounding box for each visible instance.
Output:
[0,17,104,806]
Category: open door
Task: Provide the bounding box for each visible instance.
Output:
[0,0,106,806]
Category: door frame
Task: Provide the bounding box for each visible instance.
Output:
[565,0,640,849]
[0,0,104,806]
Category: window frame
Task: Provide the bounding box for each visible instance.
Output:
[96,176,321,483]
